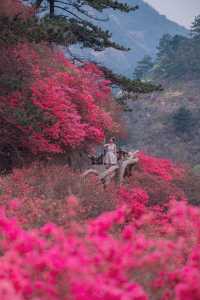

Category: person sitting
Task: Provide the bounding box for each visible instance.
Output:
[128,150,139,159]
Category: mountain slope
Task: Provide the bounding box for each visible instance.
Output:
[123,80,200,166]
[71,0,188,76]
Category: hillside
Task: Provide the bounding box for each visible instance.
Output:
[71,0,188,76]
[124,80,200,166]
[3,2,200,299]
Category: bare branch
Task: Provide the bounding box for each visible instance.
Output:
[74,6,109,22]
[54,5,84,21]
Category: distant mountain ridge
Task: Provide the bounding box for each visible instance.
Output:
[71,0,189,76]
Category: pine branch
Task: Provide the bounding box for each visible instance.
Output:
[98,64,162,93]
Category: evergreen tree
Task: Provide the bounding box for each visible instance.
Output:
[0,0,159,95]
[133,55,154,80]
[147,15,200,81]
[153,34,193,79]
[24,0,138,51]
[156,34,173,59]
[172,107,194,135]
[191,15,200,39]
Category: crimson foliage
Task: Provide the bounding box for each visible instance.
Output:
[0,155,199,300]
[0,0,119,158]
[0,43,119,155]
[1,2,200,300]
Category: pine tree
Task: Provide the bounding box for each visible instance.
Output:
[153,34,190,79]
[133,55,154,80]
[26,0,138,51]
[191,15,200,39]
[172,107,194,135]
[1,0,160,97]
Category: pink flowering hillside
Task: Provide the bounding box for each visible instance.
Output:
[1,1,200,300]
[0,154,199,300]
[0,174,200,300]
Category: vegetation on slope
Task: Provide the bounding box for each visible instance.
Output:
[0,2,200,300]
[134,15,200,81]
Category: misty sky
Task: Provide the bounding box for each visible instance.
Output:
[144,0,200,28]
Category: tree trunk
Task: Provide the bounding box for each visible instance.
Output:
[35,0,44,9]
[49,0,55,18]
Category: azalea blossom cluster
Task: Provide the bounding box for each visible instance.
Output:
[0,42,119,154]
[0,186,200,300]
[0,163,117,227]
[138,152,185,182]
[0,152,190,228]
[0,0,119,156]
[0,154,199,299]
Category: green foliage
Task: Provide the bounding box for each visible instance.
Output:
[172,107,194,135]
[25,0,138,51]
[193,164,200,176]
[0,1,160,96]
[0,75,22,94]
[146,15,200,81]
[191,15,200,38]
[83,0,135,12]
[0,15,78,46]
[101,65,161,92]
[154,34,190,79]
[98,64,162,109]
[133,55,154,80]
[1,0,137,50]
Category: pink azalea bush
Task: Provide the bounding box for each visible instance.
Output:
[0,0,121,158]
[0,163,117,227]
[0,188,199,300]
[0,153,199,299]
[0,43,120,155]
[124,153,187,206]
[138,152,185,182]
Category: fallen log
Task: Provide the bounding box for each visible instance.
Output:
[99,165,119,185]
[82,153,139,187]
[119,157,138,184]
[81,169,99,178]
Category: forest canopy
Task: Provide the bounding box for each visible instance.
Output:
[134,15,200,81]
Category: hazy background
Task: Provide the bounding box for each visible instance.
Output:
[72,0,190,76]
[144,0,200,28]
